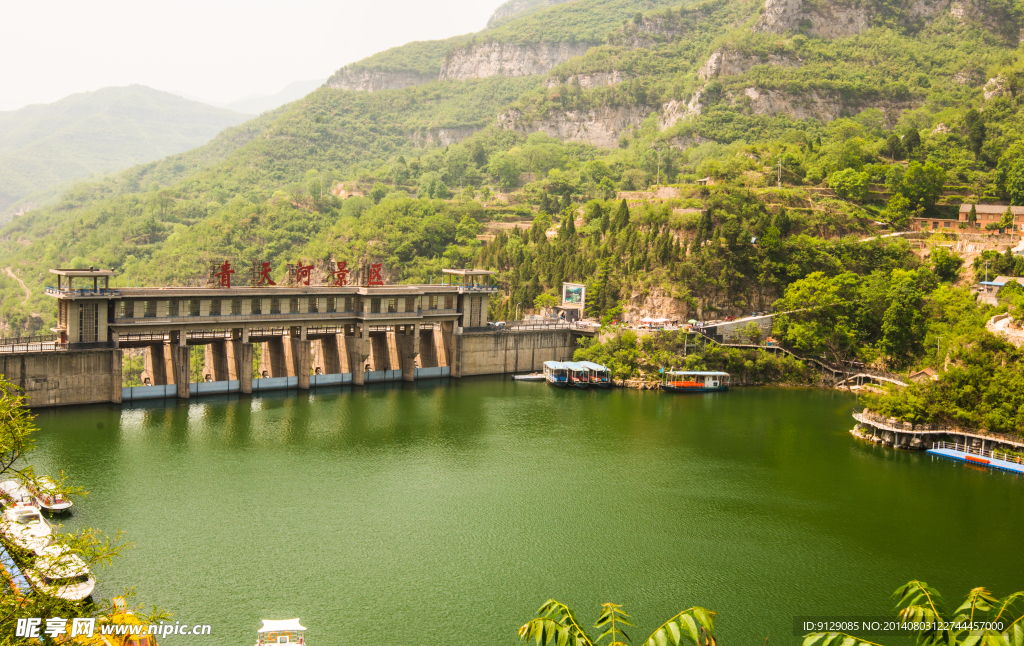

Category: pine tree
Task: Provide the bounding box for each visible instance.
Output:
[613,199,630,230]
[774,207,792,237]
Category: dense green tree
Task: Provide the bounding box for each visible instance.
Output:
[930,247,963,282]
[900,161,946,212]
[881,270,926,367]
[884,133,904,161]
[369,182,388,204]
[830,168,870,202]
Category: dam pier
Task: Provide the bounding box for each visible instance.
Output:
[0,267,590,407]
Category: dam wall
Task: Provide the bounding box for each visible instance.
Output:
[3,328,583,407]
[453,329,579,377]
[0,349,122,407]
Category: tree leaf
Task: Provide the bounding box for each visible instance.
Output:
[667,621,681,645]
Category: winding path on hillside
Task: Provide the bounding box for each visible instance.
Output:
[4,267,30,305]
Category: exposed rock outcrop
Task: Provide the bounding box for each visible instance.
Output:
[752,0,872,37]
[545,71,630,89]
[326,69,434,92]
[659,84,914,134]
[410,127,479,148]
[439,41,592,81]
[697,49,801,80]
[738,87,912,124]
[608,16,689,48]
[752,0,1019,39]
[984,75,1009,100]
[659,93,703,130]
[497,105,653,148]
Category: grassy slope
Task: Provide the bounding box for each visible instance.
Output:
[0,85,250,213]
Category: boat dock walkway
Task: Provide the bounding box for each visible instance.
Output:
[928,442,1024,475]
[853,411,1024,451]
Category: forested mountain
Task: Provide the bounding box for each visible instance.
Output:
[0,85,250,217]
[2,0,1024,356]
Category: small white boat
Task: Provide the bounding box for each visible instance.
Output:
[513,373,545,381]
[27,477,73,514]
[0,480,33,507]
[0,503,52,552]
[26,544,95,601]
[255,619,306,645]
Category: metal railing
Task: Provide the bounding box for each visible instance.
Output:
[933,441,1024,465]
[0,334,57,346]
[855,411,1024,447]
[45,286,120,297]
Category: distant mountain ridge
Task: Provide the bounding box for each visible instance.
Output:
[0,85,249,215]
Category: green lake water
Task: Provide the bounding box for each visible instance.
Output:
[27,379,1024,645]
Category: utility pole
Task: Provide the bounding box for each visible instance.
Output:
[515,302,523,321]
[985,259,991,282]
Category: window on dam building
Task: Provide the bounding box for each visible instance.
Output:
[371,298,381,314]
[169,299,179,317]
[270,298,281,314]
[388,298,396,314]
[190,299,201,317]
[209,299,221,316]
[289,297,299,314]
[251,298,262,315]
[309,297,319,313]
[327,297,336,313]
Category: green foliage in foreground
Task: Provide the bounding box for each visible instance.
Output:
[519,600,716,646]
[573,329,814,383]
[805,580,1024,646]
[0,377,152,635]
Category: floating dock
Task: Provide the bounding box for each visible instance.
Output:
[927,447,1024,475]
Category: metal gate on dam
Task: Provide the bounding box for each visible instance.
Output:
[0,267,590,407]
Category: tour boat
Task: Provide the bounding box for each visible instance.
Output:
[0,480,33,507]
[26,545,95,601]
[578,361,611,388]
[513,373,545,381]
[661,370,731,393]
[0,503,52,552]
[27,477,73,514]
[255,619,306,646]
[543,361,570,387]
[562,362,590,388]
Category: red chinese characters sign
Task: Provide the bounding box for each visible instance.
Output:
[255,261,275,286]
[367,263,384,287]
[214,261,235,288]
[332,261,350,287]
[295,262,314,286]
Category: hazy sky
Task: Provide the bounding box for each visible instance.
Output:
[0,0,505,111]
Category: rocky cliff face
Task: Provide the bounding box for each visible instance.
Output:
[607,16,689,48]
[698,49,801,80]
[752,0,1017,39]
[326,69,435,92]
[545,70,630,89]
[439,41,592,80]
[661,85,913,130]
[497,104,653,148]
[410,127,479,148]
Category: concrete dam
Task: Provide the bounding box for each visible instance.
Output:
[0,267,588,408]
